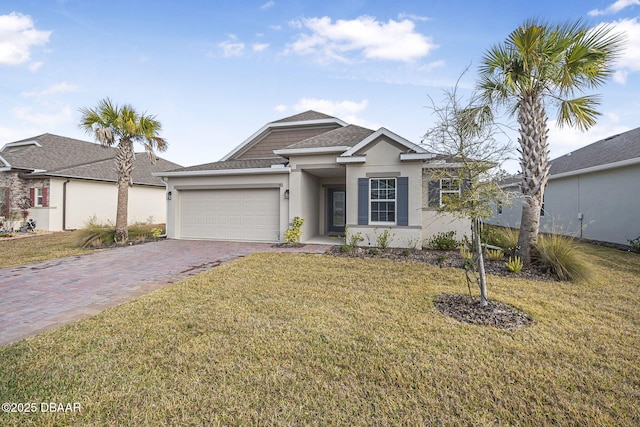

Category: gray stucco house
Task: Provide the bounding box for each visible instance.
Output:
[488,127,640,245]
[156,111,470,247]
[0,134,181,231]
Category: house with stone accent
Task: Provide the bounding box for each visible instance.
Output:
[156,111,469,247]
[487,127,640,246]
[0,133,181,231]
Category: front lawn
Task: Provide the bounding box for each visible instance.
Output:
[1,246,638,425]
[0,231,98,268]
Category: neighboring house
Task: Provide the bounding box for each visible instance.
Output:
[488,127,640,246]
[156,111,470,248]
[0,133,181,231]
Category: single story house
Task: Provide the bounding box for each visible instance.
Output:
[488,127,640,246]
[0,133,181,231]
[156,111,469,248]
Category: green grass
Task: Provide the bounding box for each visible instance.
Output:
[0,231,98,268]
[1,247,639,425]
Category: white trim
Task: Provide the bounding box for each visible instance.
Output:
[340,127,428,158]
[153,166,291,178]
[0,154,11,169]
[273,146,351,156]
[549,156,640,180]
[369,177,397,225]
[336,156,366,164]
[400,153,436,161]
[1,140,42,151]
[221,117,347,161]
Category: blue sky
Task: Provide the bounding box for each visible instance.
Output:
[1,0,639,172]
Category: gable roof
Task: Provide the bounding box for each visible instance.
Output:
[221,110,348,161]
[550,127,640,176]
[1,133,181,186]
[285,124,375,149]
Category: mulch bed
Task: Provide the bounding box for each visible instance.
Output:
[327,246,548,329]
[434,293,533,329]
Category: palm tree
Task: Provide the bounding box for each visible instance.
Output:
[79,98,167,243]
[478,19,624,265]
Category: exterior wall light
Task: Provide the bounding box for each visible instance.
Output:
[167,191,172,200]
[284,189,289,199]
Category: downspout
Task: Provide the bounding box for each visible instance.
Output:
[160,177,169,238]
[62,179,70,230]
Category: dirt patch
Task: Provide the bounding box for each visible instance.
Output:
[434,293,533,329]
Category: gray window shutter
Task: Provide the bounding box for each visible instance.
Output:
[428,180,440,207]
[397,176,408,226]
[358,178,368,225]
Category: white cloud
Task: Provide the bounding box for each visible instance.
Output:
[218,35,245,57]
[588,0,640,16]
[287,97,381,129]
[12,105,73,127]
[286,16,437,63]
[253,43,269,52]
[0,12,51,66]
[274,104,288,113]
[397,13,431,22]
[547,119,630,158]
[607,18,640,82]
[260,1,275,10]
[21,82,80,97]
[418,60,446,73]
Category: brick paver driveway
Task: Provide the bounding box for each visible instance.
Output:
[0,239,331,347]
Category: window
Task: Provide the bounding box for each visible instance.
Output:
[35,188,43,207]
[370,178,396,223]
[439,178,460,206]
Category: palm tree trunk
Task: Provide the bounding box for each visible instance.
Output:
[516,93,550,265]
[114,140,135,243]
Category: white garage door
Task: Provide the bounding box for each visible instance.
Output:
[179,188,280,241]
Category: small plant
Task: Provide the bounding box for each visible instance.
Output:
[486,248,504,261]
[345,227,364,249]
[628,236,640,254]
[375,228,395,249]
[459,245,473,260]
[505,256,523,273]
[427,231,459,251]
[150,227,164,240]
[339,245,351,253]
[368,248,380,255]
[283,216,304,245]
[437,254,447,263]
[402,248,411,257]
[406,237,422,250]
[487,226,519,256]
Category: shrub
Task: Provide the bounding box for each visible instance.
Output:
[505,256,523,273]
[345,227,364,249]
[375,229,395,249]
[402,249,411,257]
[75,221,166,248]
[536,234,592,281]
[284,216,304,245]
[427,231,459,251]
[368,248,380,255]
[486,248,504,261]
[339,245,351,253]
[628,236,640,254]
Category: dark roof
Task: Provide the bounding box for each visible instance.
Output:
[168,157,288,173]
[550,127,640,175]
[285,124,375,149]
[1,133,181,186]
[1,133,116,171]
[272,110,338,123]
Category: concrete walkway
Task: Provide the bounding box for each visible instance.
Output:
[0,239,332,347]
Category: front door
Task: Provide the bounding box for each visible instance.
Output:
[328,188,346,234]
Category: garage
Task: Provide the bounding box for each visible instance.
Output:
[179,188,280,241]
